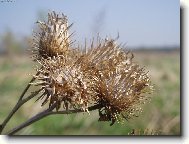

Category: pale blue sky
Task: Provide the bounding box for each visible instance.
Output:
[0,0,180,47]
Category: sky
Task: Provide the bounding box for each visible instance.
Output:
[0,0,180,48]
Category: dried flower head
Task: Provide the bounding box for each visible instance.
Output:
[80,38,153,125]
[32,55,95,111]
[31,11,74,60]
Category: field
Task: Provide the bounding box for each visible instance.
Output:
[0,49,180,135]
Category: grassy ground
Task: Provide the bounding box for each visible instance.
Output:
[0,50,180,135]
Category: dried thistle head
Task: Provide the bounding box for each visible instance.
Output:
[32,55,95,111]
[31,11,74,60]
[81,38,153,125]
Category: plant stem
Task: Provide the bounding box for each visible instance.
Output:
[48,104,101,115]
[0,90,41,134]
[0,72,40,134]
[7,104,101,135]
[7,102,57,135]
[0,103,20,134]
[19,71,40,101]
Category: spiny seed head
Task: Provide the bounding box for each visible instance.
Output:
[33,56,95,111]
[80,38,153,125]
[31,11,74,60]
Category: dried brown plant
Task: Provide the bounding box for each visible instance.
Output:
[0,11,154,135]
[31,13,153,125]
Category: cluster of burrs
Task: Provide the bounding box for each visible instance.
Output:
[31,11,153,125]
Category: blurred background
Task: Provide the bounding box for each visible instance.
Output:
[0,0,180,135]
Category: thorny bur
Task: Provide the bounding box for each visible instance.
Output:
[31,11,153,126]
